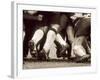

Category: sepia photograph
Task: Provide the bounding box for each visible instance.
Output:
[23,10,91,69]
[11,2,97,78]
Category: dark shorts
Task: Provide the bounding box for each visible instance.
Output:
[49,13,61,25]
[49,13,71,32]
[75,18,91,37]
[59,14,71,31]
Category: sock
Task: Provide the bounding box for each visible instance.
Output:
[31,29,44,50]
[43,30,56,53]
[56,33,67,46]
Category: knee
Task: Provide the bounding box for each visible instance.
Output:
[72,44,86,57]
[40,26,48,34]
[51,24,60,32]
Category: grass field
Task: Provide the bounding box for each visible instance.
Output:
[23,58,90,69]
[23,44,90,69]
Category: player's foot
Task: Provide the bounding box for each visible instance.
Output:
[38,49,49,61]
[57,45,69,58]
[29,40,37,58]
[75,54,90,63]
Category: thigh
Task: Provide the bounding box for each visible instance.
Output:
[50,13,69,32]
[60,14,69,30]
[73,36,85,46]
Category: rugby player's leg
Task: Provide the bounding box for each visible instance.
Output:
[72,18,91,62]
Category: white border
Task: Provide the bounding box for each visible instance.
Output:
[12,1,97,78]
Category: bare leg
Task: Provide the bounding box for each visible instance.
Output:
[72,36,90,62]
